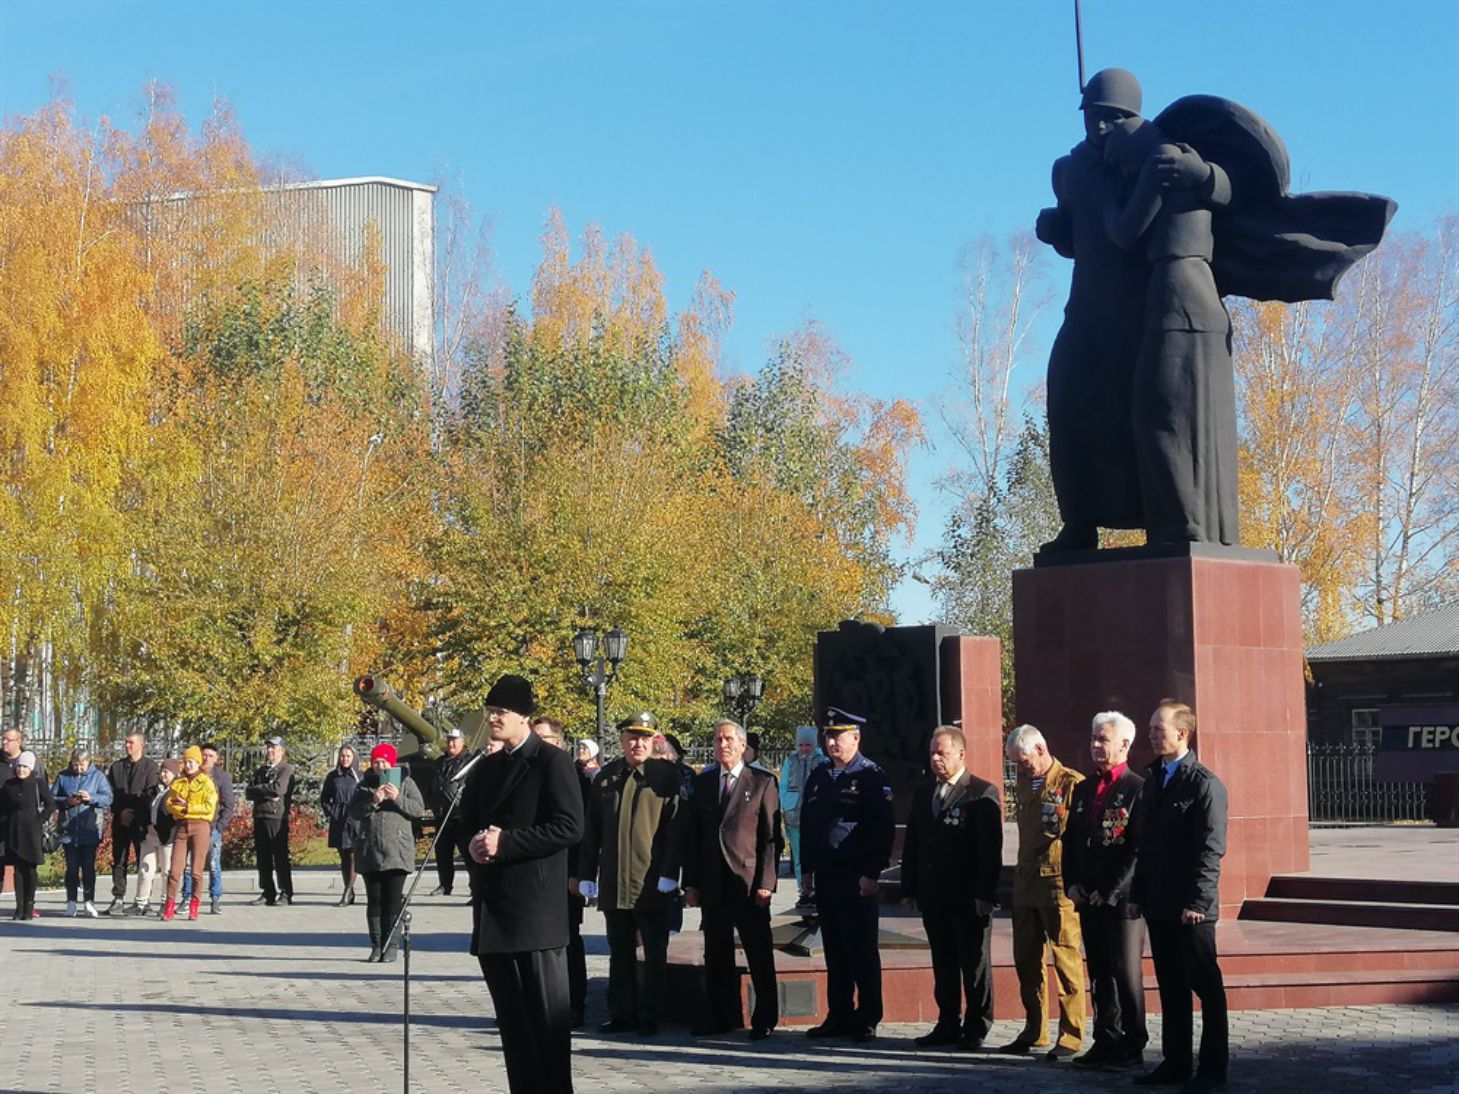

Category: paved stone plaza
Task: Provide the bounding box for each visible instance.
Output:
[3,869,1456,1094]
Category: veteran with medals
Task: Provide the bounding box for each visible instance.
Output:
[900,725,1002,1050]
[1000,724,1087,1060]
[1064,712,1147,1071]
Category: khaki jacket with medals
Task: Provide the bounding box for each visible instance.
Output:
[1012,757,1084,908]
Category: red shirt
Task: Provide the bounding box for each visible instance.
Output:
[1090,762,1128,817]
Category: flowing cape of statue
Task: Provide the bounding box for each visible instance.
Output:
[1153,95,1398,303]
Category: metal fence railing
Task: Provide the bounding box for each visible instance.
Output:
[1307,741,1430,824]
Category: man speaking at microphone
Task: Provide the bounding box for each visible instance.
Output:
[463,674,585,1094]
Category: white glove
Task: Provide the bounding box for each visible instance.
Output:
[656,876,679,894]
[578,880,598,900]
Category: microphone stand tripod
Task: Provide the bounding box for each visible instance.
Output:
[386,748,484,1094]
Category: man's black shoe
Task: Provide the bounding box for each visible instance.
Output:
[1073,1044,1116,1068]
[804,1021,853,1039]
[747,1026,773,1042]
[1106,1049,1145,1071]
[915,1026,962,1048]
[852,1026,877,1044]
[997,1040,1040,1056]
[1046,1044,1080,1061]
[429,885,446,896]
[690,1023,739,1037]
[249,894,272,906]
[598,1020,636,1035]
[1134,1063,1192,1086]
[957,1034,985,1051]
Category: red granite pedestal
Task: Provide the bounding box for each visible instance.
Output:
[939,634,1006,803]
[1012,546,1309,917]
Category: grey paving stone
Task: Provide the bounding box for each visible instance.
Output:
[2,871,1457,1093]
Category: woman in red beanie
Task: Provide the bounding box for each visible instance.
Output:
[349,742,424,961]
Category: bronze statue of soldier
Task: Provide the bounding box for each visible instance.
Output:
[1035,68,1396,552]
[1036,68,1150,553]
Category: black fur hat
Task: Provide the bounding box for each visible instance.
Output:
[485,674,535,718]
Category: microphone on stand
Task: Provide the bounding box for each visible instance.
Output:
[451,749,487,782]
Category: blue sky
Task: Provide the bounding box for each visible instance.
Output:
[4,0,1457,623]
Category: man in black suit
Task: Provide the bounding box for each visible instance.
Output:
[683,719,782,1041]
[1130,699,1229,1094]
[1064,711,1147,1071]
[899,725,1002,1050]
[531,715,592,1028]
[464,675,585,1094]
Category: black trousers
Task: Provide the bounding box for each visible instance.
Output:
[922,901,993,1041]
[110,823,145,900]
[602,907,670,1026]
[700,866,778,1030]
[434,822,474,894]
[364,869,407,945]
[817,871,882,1029]
[567,896,587,1017]
[479,948,573,1094]
[1146,917,1227,1079]
[1081,904,1148,1053]
[254,814,293,900]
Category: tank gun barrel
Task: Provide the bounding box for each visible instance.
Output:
[353,674,443,756]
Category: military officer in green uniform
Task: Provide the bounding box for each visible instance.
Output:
[577,711,685,1036]
[799,708,895,1043]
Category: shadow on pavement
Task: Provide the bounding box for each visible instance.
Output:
[0,923,471,951]
[29,999,491,1031]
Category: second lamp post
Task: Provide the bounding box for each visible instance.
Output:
[722,671,764,727]
[573,627,628,753]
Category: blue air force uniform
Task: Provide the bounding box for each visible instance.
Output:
[799,748,895,1034]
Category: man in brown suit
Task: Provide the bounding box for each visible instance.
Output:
[1000,724,1087,1060]
[683,719,781,1041]
[578,711,685,1036]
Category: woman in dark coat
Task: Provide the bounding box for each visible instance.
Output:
[320,744,363,907]
[349,743,424,962]
[1,751,57,920]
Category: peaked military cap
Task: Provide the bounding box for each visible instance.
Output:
[821,706,866,734]
[616,711,659,734]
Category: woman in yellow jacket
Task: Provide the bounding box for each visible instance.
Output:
[163,746,218,921]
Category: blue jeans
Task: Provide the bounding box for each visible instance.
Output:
[63,843,99,902]
[181,828,223,902]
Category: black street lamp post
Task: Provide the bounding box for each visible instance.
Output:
[722,671,765,727]
[573,627,628,752]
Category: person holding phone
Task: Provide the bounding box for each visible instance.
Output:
[51,747,114,917]
[350,742,424,962]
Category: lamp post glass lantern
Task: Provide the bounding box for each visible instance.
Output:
[723,671,764,727]
[574,628,627,752]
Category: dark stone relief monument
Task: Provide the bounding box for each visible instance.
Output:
[813,621,1004,821]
